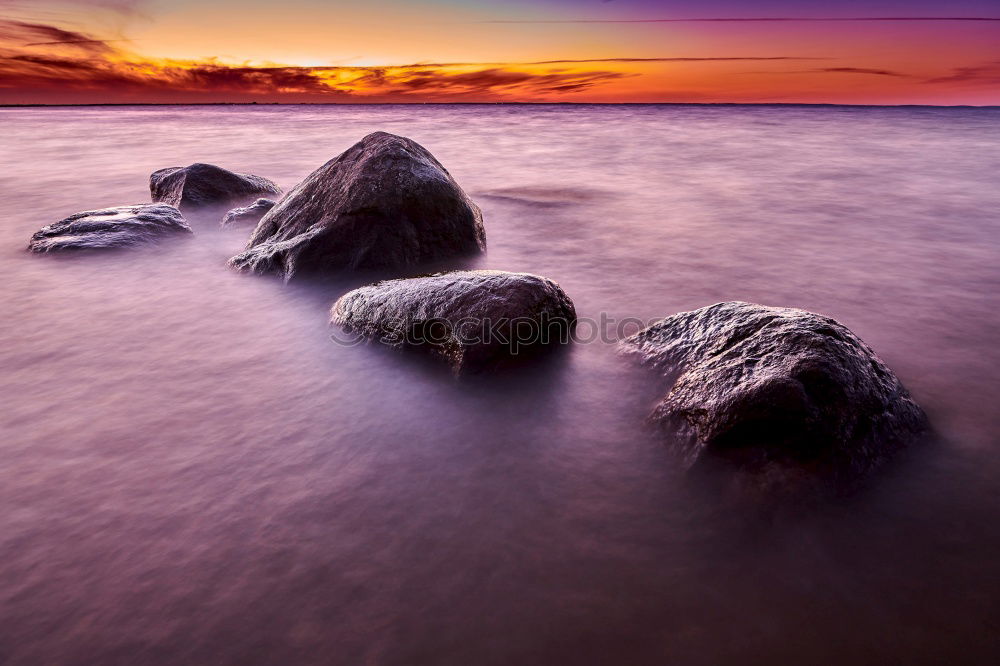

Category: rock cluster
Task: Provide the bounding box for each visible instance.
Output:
[27,130,931,493]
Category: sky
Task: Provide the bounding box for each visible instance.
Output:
[0,0,998,104]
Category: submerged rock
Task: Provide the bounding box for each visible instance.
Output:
[621,302,927,489]
[221,198,276,227]
[150,163,280,211]
[331,270,575,373]
[230,132,485,280]
[27,204,192,252]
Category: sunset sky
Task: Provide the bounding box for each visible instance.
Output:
[1,0,998,104]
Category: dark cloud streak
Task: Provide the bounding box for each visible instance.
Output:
[25,39,131,46]
[926,60,1000,85]
[819,67,911,77]
[0,20,116,54]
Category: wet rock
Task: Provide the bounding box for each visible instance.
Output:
[221,198,276,227]
[150,163,280,211]
[331,270,575,373]
[230,132,485,280]
[621,302,928,488]
[27,204,192,252]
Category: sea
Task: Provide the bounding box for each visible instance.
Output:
[1,104,998,664]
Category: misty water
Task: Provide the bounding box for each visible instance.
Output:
[1,105,998,664]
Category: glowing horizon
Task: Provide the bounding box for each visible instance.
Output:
[1,0,998,105]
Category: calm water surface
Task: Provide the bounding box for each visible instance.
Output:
[1,105,998,664]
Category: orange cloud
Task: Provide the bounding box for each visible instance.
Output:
[4,19,838,103]
[3,17,996,105]
[0,19,639,102]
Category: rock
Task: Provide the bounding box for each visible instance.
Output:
[621,302,928,487]
[150,163,280,211]
[221,198,276,227]
[27,204,192,252]
[331,270,575,373]
[229,132,485,280]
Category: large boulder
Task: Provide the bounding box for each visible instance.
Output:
[229,132,486,280]
[621,302,928,487]
[331,270,575,373]
[150,163,280,211]
[221,198,276,227]
[28,204,192,252]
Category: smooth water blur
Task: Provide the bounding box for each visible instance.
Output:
[0,105,998,665]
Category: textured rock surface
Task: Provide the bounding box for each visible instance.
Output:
[230,132,485,280]
[28,204,192,252]
[150,163,280,211]
[621,302,928,485]
[221,198,276,227]
[331,270,575,373]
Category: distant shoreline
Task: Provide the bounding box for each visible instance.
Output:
[2,102,998,109]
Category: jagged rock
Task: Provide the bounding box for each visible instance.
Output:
[27,204,192,252]
[230,132,485,280]
[621,302,928,487]
[331,270,575,373]
[221,198,276,227]
[150,163,280,211]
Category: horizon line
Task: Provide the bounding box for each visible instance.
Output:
[480,16,1000,24]
[3,102,998,108]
